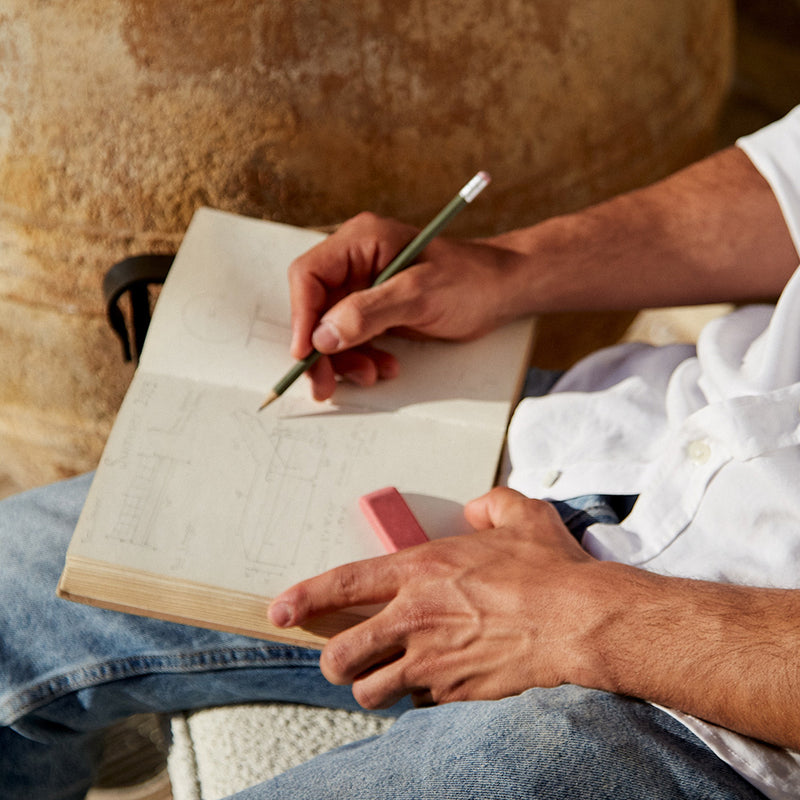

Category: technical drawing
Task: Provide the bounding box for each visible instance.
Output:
[110,453,179,548]
[233,410,327,569]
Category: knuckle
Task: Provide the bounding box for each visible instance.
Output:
[393,269,434,318]
[528,496,561,521]
[493,486,552,521]
[331,563,363,605]
[422,666,467,705]
[396,266,427,296]
[446,676,472,703]
[435,684,467,705]
[350,210,383,230]
[319,639,352,684]
[415,544,455,576]
[401,602,435,636]
[286,583,311,619]
[351,680,381,710]
[340,295,371,339]
[287,256,305,281]
[339,211,386,242]
[287,253,322,289]
[490,486,520,506]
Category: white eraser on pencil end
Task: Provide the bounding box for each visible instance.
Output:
[459,171,491,202]
[359,487,429,553]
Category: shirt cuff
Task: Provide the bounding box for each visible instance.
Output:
[737,105,800,256]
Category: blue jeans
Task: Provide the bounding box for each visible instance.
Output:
[0,475,767,800]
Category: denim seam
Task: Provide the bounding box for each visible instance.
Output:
[1,644,317,724]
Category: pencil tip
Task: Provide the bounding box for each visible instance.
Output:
[258,391,278,412]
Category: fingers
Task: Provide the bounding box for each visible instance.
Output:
[350,653,423,710]
[321,606,436,708]
[309,267,435,355]
[305,346,400,401]
[321,609,407,688]
[305,356,337,402]
[330,345,400,386]
[288,212,418,360]
[288,257,333,361]
[267,551,426,707]
[267,554,403,630]
[287,212,425,401]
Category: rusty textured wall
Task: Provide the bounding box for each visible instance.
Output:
[0,1,734,492]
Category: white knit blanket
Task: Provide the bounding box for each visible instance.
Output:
[168,704,395,800]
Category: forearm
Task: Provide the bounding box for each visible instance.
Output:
[488,146,799,315]
[574,561,800,751]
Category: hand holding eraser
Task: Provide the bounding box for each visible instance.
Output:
[359,487,429,552]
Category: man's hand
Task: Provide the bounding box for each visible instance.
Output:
[268,488,596,709]
[286,148,799,402]
[288,212,526,400]
[269,486,800,750]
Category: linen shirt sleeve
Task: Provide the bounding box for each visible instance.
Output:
[737,105,800,255]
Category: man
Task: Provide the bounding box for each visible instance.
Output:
[2,107,799,799]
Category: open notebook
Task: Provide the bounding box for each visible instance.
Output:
[58,208,535,648]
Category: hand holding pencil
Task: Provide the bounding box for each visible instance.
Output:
[263,172,499,407]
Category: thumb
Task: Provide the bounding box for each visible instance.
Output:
[464,487,540,531]
[310,273,425,353]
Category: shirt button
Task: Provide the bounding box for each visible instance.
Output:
[542,468,562,488]
[687,440,711,465]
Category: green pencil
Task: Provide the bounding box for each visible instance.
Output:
[259,170,491,411]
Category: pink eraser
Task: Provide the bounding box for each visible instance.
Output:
[359,487,429,552]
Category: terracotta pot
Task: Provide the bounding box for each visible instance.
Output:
[0,0,734,490]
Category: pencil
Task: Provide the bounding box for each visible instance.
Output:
[258,170,491,411]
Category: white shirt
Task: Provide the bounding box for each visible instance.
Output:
[506,106,800,800]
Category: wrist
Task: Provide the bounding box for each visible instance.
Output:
[562,560,658,695]
[484,212,618,316]
[567,561,755,714]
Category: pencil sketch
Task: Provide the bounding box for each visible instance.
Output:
[110,453,178,548]
[66,209,531,607]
